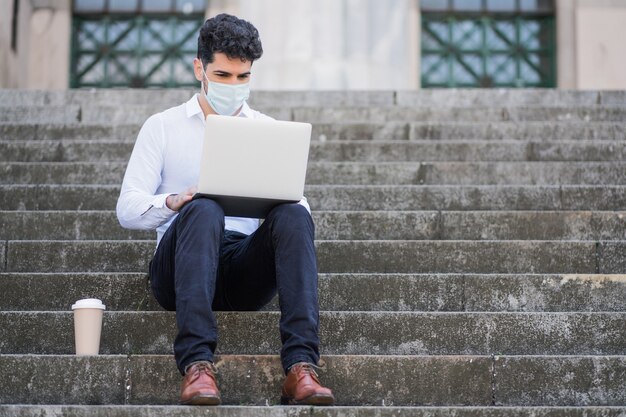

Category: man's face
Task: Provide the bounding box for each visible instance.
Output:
[194,52,252,87]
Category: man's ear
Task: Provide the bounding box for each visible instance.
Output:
[193,58,204,82]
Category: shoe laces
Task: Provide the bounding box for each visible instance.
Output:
[291,362,322,379]
[186,360,218,376]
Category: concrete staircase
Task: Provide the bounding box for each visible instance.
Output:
[0,89,625,416]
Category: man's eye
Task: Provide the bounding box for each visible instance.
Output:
[239,75,250,79]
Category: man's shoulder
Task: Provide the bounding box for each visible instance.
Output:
[158,101,189,123]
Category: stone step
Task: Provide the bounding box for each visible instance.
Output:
[2,88,624,107]
[2,273,625,313]
[2,161,626,185]
[0,106,81,123]
[2,311,625,356]
[293,106,626,123]
[4,406,626,417]
[0,354,624,405]
[0,89,396,107]
[2,121,625,141]
[4,105,626,124]
[395,89,626,107]
[2,140,624,163]
[2,185,625,211]
[1,211,624,241]
[1,240,623,274]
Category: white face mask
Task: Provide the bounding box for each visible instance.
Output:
[201,67,250,116]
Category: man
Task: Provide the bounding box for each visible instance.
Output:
[116,14,334,406]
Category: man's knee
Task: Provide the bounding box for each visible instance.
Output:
[267,203,314,233]
[178,198,225,228]
[181,197,224,216]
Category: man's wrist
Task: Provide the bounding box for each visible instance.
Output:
[166,194,177,210]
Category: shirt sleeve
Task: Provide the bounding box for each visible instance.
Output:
[116,114,176,230]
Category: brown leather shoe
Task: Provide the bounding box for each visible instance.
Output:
[179,361,221,405]
[281,362,335,405]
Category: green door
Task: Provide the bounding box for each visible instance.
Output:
[421,0,556,88]
[71,0,205,88]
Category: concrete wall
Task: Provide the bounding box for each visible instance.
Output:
[224,0,419,90]
[575,1,626,89]
[2,0,626,90]
[558,0,626,89]
[0,0,33,88]
[0,0,70,89]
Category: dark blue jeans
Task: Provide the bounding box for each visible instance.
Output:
[149,198,320,376]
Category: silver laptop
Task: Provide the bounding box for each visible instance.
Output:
[193,114,312,218]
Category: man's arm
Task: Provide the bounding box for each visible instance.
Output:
[116,114,177,230]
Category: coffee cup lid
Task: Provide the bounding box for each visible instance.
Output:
[71,298,106,310]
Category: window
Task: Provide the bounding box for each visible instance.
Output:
[71,0,206,88]
[421,0,556,88]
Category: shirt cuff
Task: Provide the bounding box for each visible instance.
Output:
[151,193,177,215]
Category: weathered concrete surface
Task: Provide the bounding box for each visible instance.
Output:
[302,140,626,163]
[307,186,626,211]
[0,106,81,123]
[2,140,625,163]
[0,355,493,406]
[0,272,154,311]
[0,355,127,404]
[408,122,626,141]
[394,90,606,107]
[0,140,134,163]
[463,274,626,312]
[416,162,626,186]
[2,406,626,417]
[1,311,625,356]
[4,240,606,273]
[2,121,625,141]
[0,124,141,141]
[8,104,625,125]
[3,405,626,417]
[0,162,128,185]
[315,241,599,274]
[3,161,626,186]
[494,356,626,406]
[440,211,626,241]
[6,184,626,211]
[5,211,447,241]
[2,273,625,313]
[598,243,626,274]
[0,272,462,313]
[0,241,5,272]
[0,211,152,240]
[4,88,624,108]
[294,106,626,123]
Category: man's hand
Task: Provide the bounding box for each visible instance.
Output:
[166,186,198,211]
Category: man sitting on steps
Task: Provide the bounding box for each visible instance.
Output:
[116,13,334,406]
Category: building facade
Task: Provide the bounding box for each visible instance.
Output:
[1,0,625,90]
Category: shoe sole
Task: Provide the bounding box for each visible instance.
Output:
[180,394,221,405]
[280,393,335,406]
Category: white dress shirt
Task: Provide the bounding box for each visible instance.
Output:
[116,93,310,247]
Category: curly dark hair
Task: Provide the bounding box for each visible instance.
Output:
[197,14,263,65]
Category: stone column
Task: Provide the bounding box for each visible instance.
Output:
[556,0,577,89]
[575,0,626,89]
[26,0,72,89]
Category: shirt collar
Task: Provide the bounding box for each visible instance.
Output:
[186,93,254,120]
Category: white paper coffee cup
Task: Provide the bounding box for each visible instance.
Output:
[72,298,106,356]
